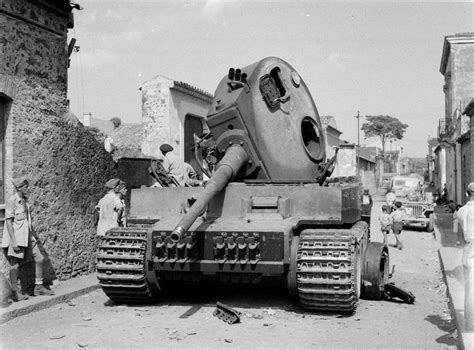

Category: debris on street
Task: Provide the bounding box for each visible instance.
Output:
[49,334,65,340]
[263,308,277,316]
[246,313,264,319]
[384,283,416,304]
[213,302,242,324]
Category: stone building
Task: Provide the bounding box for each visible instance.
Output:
[460,99,474,197]
[140,76,213,173]
[437,33,474,204]
[0,0,116,280]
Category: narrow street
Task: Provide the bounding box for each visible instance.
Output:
[0,196,458,349]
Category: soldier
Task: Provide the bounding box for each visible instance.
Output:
[95,178,124,236]
[114,180,127,227]
[454,182,474,331]
[2,177,54,300]
[160,144,187,186]
[184,162,204,187]
[361,189,373,227]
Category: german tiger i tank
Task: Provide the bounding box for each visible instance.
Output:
[97,57,390,313]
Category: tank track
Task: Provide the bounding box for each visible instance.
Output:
[296,228,360,313]
[96,228,157,304]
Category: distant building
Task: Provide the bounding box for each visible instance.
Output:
[426,138,438,184]
[80,114,115,135]
[331,144,377,192]
[139,76,213,174]
[320,116,342,159]
[437,32,474,204]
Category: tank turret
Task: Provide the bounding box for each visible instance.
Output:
[170,57,331,242]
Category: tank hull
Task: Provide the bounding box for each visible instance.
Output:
[97,182,389,313]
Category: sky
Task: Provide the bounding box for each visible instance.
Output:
[67,0,474,158]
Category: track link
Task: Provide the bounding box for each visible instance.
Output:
[96,228,157,304]
[297,228,360,313]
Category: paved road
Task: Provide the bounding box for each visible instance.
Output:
[0,197,459,349]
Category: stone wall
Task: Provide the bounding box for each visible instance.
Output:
[453,44,474,113]
[1,0,117,281]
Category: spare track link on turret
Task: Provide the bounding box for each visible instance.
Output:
[96,228,157,304]
[297,228,360,313]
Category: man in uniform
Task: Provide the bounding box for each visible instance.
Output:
[455,182,474,332]
[361,189,373,228]
[95,178,124,236]
[2,177,54,300]
[160,143,187,186]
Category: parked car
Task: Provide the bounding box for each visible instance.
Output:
[388,175,434,231]
[389,175,423,199]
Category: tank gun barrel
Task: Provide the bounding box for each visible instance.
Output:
[170,145,249,242]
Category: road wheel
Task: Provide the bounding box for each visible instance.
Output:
[361,242,389,300]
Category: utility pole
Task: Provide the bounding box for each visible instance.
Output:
[355,110,360,147]
[355,111,360,178]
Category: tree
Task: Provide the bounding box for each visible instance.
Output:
[110,117,122,129]
[361,115,408,155]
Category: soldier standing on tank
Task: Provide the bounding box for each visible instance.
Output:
[160,143,187,186]
[454,182,474,332]
[95,178,125,236]
[2,177,54,300]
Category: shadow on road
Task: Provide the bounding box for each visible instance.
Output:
[425,314,459,347]
[102,283,355,317]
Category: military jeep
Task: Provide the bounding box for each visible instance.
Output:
[401,200,434,232]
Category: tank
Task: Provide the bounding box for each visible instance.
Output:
[97,57,389,313]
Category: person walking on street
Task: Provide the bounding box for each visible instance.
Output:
[390,201,405,250]
[454,182,474,332]
[386,190,396,213]
[2,177,54,300]
[379,205,392,246]
[95,178,125,236]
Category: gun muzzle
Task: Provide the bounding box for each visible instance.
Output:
[170,145,249,242]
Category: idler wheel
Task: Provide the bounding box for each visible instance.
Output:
[362,242,390,300]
